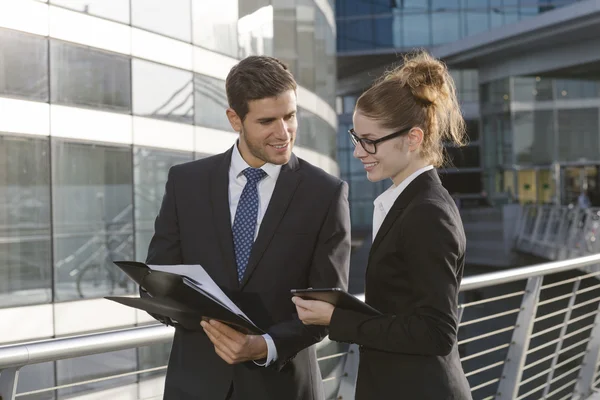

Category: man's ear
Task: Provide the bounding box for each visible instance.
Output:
[226,108,242,132]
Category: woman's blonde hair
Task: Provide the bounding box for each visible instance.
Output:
[355,50,466,167]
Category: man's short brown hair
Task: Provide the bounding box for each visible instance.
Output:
[225,56,297,121]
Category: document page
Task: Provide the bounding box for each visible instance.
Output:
[147,264,256,326]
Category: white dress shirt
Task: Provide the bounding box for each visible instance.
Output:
[229,143,281,366]
[372,165,434,241]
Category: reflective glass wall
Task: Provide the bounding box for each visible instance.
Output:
[481,76,600,206]
[337,0,579,52]
[0,0,337,309]
[1,1,337,396]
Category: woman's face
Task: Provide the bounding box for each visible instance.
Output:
[351,111,422,185]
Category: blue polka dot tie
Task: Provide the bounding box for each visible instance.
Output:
[232,167,267,283]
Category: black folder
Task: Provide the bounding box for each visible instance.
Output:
[291,288,382,316]
[105,261,264,334]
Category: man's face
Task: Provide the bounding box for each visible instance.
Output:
[227,90,298,168]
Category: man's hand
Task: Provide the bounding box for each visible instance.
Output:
[201,319,268,364]
[292,296,335,326]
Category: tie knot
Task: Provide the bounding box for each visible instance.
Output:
[243,167,267,184]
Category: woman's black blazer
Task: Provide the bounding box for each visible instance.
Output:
[329,169,472,400]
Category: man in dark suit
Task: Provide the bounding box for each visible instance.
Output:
[143,55,351,400]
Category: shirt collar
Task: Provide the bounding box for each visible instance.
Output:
[231,141,282,180]
[374,165,434,213]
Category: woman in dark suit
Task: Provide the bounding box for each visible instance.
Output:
[293,50,473,400]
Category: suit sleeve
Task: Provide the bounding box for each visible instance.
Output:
[328,202,462,356]
[269,181,351,370]
[139,167,183,323]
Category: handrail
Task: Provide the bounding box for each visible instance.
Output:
[3,253,600,397]
[460,253,600,291]
[0,325,333,371]
[0,325,173,370]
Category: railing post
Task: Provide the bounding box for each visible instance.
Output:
[496,276,543,400]
[529,206,545,250]
[553,208,570,259]
[0,367,20,400]
[541,207,558,245]
[541,279,581,397]
[514,205,531,246]
[566,208,583,258]
[571,301,600,400]
[336,344,359,400]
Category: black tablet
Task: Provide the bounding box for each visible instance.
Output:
[291,288,381,316]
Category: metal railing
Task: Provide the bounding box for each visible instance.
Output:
[3,254,600,400]
[515,205,600,261]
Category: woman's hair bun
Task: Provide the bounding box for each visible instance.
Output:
[387,51,450,105]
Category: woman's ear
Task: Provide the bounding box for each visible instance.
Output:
[407,127,424,150]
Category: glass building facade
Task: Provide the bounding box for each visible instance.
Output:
[335,0,581,233]
[482,76,600,206]
[0,0,337,397]
[336,0,580,53]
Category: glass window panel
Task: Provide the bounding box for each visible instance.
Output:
[337,146,351,176]
[532,110,554,164]
[535,77,554,101]
[194,74,230,131]
[343,95,357,114]
[297,5,316,90]
[512,77,536,102]
[0,28,48,101]
[555,79,599,100]
[373,14,394,49]
[273,5,297,74]
[131,0,191,42]
[324,23,336,106]
[402,1,430,47]
[439,172,483,194]
[17,362,55,400]
[446,146,481,168]
[465,0,489,37]
[481,78,510,113]
[432,0,459,45]
[134,147,193,261]
[462,69,479,102]
[0,135,52,308]
[315,10,327,100]
[52,140,134,301]
[138,341,172,381]
[238,1,273,58]
[191,0,238,57]
[50,41,131,112]
[466,119,480,142]
[513,111,534,164]
[296,107,316,150]
[503,0,520,24]
[490,0,503,28]
[56,349,136,398]
[297,108,335,158]
[558,108,600,162]
[51,0,130,24]
[132,60,193,124]
[519,4,538,17]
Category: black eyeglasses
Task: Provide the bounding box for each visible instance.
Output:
[348,127,412,154]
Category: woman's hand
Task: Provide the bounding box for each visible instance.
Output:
[292,296,335,326]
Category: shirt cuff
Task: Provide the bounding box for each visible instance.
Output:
[253,333,278,367]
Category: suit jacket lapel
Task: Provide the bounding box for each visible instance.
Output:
[209,147,239,288]
[240,154,301,288]
[369,169,441,258]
